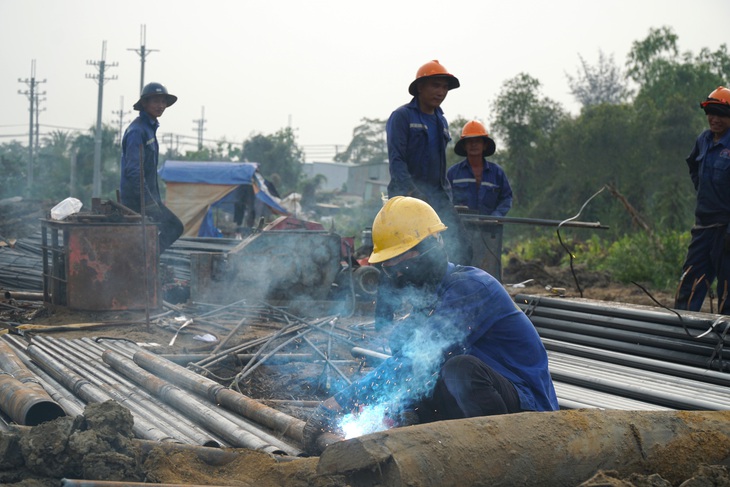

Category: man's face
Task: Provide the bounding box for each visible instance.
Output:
[417,78,450,113]
[707,113,730,138]
[142,95,168,119]
[465,138,486,157]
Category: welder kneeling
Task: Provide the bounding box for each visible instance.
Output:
[303,196,558,455]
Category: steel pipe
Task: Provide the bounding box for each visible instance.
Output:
[534,326,727,370]
[2,335,86,417]
[516,293,729,332]
[0,373,66,425]
[36,336,222,447]
[25,343,180,443]
[127,346,309,443]
[102,349,289,454]
[542,338,730,387]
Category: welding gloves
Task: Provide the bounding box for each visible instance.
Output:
[303,404,341,455]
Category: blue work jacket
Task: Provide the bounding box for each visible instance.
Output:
[447,158,513,216]
[335,264,559,413]
[120,110,163,212]
[686,128,730,230]
[386,98,452,201]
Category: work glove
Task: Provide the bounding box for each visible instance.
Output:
[302,404,341,456]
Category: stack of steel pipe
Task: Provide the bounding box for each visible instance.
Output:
[0,339,66,425]
[514,294,730,371]
[512,294,730,409]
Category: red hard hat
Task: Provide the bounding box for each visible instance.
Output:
[408,60,460,97]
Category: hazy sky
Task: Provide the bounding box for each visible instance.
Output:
[2,0,729,161]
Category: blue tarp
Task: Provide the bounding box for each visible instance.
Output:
[159,160,258,185]
[159,160,288,237]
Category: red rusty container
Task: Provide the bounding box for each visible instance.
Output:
[42,219,160,311]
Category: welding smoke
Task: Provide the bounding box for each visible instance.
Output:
[337,285,469,438]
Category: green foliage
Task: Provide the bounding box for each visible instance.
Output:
[567,50,632,107]
[490,73,567,209]
[333,118,387,165]
[506,230,689,291]
[598,230,689,289]
[242,127,303,194]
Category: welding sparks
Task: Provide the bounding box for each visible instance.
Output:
[339,404,390,439]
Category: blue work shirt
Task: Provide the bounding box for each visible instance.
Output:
[447,158,513,216]
[335,264,559,413]
[386,98,452,202]
[686,128,730,229]
[120,110,163,212]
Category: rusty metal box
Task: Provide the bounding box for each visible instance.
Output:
[42,219,160,311]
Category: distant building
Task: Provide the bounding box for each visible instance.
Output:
[302,161,389,202]
[301,161,351,192]
[347,162,389,202]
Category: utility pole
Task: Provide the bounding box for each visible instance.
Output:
[86,40,117,197]
[192,106,206,151]
[112,96,131,145]
[128,24,158,94]
[35,91,46,155]
[18,59,46,192]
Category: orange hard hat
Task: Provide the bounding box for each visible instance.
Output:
[408,60,460,97]
[454,120,496,157]
[700,86,730,116]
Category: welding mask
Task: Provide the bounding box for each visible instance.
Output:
[382,236,448,289]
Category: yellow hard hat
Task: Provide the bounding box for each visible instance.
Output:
[369,196,447,264]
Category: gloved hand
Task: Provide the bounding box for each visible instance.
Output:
[384,409,420,428]
[302,404,340,455]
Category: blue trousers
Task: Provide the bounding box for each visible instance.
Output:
[675,225,730,315]
[415,355,522,422]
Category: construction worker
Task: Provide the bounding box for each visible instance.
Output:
[447,120,513,216]
[120,82,183,254]
[385,59,471,265]
[375,60,473,331]
[675,86,730,315]
[303,196,558,455]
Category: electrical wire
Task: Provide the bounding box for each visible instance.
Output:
[556,186,607,297]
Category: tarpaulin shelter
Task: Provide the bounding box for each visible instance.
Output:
[159,160,288,237]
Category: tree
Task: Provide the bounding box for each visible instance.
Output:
[334,118,387,165]
[566,51,632,107]
[446,115,470,169]
[0,141,27,199]
[70,124,120,204]
[242,127,303,194]
[490,73,567,211]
